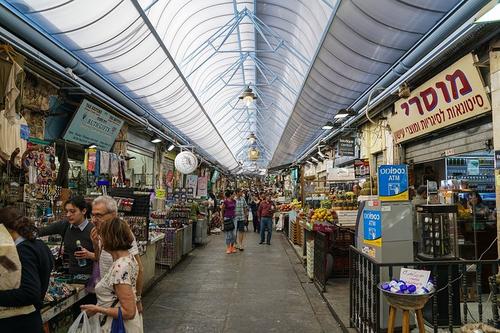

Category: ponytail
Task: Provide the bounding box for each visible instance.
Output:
[0,206,37,240]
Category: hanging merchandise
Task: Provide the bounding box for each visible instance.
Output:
[22,144,57,185]
[175,151,198,174]
[87,149,96,172]
[100,151,110,174]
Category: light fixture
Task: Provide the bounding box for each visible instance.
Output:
[306,160,314,165]
[334,108,356,119]
[322,121,334,130]
[247,132,257,144]
[150,136,162,143]
[317,147,326,158]
[239,85,257,107]
[167,144,175,151]
[475,1,500,23]
[88,144,97,149]
[310,156,319,163]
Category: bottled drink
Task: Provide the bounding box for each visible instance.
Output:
[75,240,87,267]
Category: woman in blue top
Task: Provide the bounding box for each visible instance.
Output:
[221,190,236,254]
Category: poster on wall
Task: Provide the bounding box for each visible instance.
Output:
[363,210,382,247]
[197,176,208,197]
[63,99,124,151]
[389,53,491,144]
[186,175,198,195]
[354,159,370,177]
[327,167,355,181]
[378,165,409,201]
[338,136,355,156]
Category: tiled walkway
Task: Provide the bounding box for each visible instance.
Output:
[142,230,343,332]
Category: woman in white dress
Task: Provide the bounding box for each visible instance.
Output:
[81,218,143,332]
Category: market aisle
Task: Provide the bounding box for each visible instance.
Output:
[142,230,342,333]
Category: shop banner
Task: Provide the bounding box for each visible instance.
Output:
[338,136,355,156]
[389,54,491,144]
[378,165,409,201]
[363,210,382,247]
[211,170,220,183]
[63,99,124,151]
[197,176,208,197]
[354,159,370,177]
[186,174,198,194]
[327,167,355,181]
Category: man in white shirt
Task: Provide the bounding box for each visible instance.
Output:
[90,195,144,313]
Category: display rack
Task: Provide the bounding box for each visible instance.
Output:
[109,188,151,242]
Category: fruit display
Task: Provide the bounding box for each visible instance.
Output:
[310,207,336,223]
[330,191,358,210]
[290,199,302,210]
[279,203,292,212]
[360,178,378,195]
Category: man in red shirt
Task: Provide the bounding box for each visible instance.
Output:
[257,193,275,245]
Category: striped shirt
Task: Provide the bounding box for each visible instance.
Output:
[235,197,248,221]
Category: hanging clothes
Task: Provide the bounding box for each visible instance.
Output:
[3,61,22,124]
[110,153,119,176]
[100,151,110,174]
[56,144,69,187]
[94,150,100,177]
[0,109,27,162]
[87,149,96,172]
[0,49,25,116]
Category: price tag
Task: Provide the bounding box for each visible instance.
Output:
[400,268,430,289]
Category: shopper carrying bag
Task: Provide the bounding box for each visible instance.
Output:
[81,218,143,333]
[68,311,100,333]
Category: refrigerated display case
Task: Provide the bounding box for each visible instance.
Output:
[416,204,458,260]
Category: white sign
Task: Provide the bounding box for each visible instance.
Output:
[186,175,198,194]
[197,176,208,197]
[399,268,431,289]
[390,54,491,144]
[327,167,355,181]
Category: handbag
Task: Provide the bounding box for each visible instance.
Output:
[68,311,100,333]
[223,218,234,231]
[111,307,126,333]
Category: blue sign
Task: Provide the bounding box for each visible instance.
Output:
[63,99,124,151]
[378,164,409,201]
[363,210,381,247]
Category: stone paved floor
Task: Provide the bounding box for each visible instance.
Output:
[143,230,343,332]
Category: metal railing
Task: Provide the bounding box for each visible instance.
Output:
[349,246,499,333]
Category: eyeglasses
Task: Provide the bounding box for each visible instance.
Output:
[91,212,111,219]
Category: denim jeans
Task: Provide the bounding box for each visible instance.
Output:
[260,217,272,243]
[224,218,236,245]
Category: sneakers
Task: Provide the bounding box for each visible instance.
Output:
[226,246,231,254]
[259,241,264,244]
[230,245,237,253]
[266,242,271,245]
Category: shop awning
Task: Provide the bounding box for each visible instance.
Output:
[3,0,474,171]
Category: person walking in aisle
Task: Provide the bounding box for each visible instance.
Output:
[258,193,275,245]
[234,188,248,250]
[221,190,237,254]
[0,207,54,333]
[81,218,143,332]
[90,195,145,314]
[248,193,260,232]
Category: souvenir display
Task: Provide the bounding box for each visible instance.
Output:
[22,145,57,184]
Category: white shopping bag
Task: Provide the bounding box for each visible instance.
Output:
[68,311,100,333]
[248,210,253,221]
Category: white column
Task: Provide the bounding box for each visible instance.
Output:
[490,41,500,257]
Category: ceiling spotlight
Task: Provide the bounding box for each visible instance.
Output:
[306,160,314,165]
[322,121,334,130]
[150,136,162,144]
[310,156,319,163]
[334,108,356,119]
[247,132,257,144]
[167,144,175,151]
[88,144,97,149]
[239,85,257,107]
[317,147,326,158]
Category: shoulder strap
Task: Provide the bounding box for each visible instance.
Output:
[100,298,120,326]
